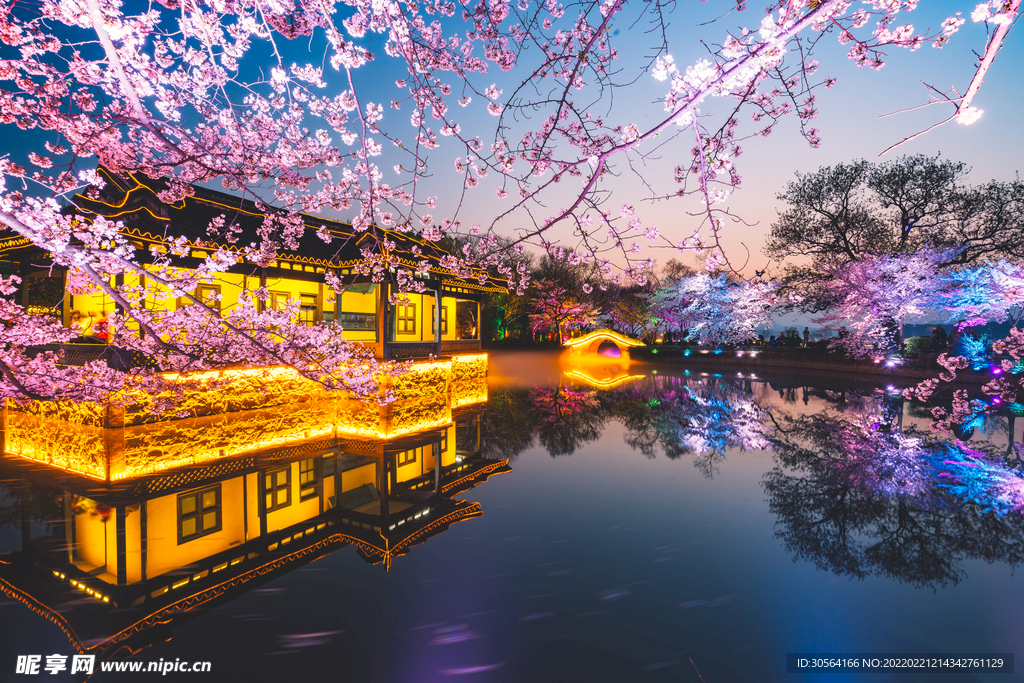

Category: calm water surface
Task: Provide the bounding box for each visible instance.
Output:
[2,350,1023,682]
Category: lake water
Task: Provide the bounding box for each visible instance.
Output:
[1,350,1022,682]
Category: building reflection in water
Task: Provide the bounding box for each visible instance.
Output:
[0,375,507,660]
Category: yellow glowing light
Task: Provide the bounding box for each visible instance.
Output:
[563,329,645,349]
[451,379,487,408]
[6,354,491,481]
[564,370,645,389]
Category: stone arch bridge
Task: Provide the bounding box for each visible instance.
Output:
[563,329,645,356]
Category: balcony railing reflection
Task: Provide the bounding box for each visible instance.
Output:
[0,368,501,661]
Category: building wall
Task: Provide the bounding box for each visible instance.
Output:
[245,472,260,541]
[74,507,107,572]
[265,460,325,534]
[342,462,376,493]
[145,478,245,581]
[390,292,460,343]
[126,504,142,583]
[67,270,385,343]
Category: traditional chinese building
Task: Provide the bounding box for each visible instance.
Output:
[0,167,506,360]
[0,377,508,660]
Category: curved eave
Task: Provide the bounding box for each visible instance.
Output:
[66,171,507,294]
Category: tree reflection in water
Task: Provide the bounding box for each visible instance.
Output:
[765,405,1024,589]
[486,371,1024,589]
[486,374,770,476]
[530,383,605,457]
[617,376,770,478]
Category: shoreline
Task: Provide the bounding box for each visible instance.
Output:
[628,345,992,385]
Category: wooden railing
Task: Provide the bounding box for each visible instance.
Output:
[384,339,482,359]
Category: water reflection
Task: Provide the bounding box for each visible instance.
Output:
[0,379,505,661]
[5,356,1024,673]
[481,363,1024,588]
[486,371,771,474]
[765,409,1024,588]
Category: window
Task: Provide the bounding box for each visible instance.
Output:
[269,291,290,311]
[337,312,375,330]
[440,433,448,453]
[299,458,319,501]
[178,285,221,311]
[298,294,319,326]
[431,305,448,335]
[264,467,291,512]
[196,285,221,311]
[396,303,416,334]
[397,448,420,467]
[178,485,221,544]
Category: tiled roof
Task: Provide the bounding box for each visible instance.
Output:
[4,168,507,293]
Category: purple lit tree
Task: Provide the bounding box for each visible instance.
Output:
[941,261,1024,329]
[812,249,955,357]
[528,279,598,344]
[648,273,776,345]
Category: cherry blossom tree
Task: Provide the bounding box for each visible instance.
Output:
[812,249,956,357]
[648,272,776,345]
[598,286,653,339]
[0,0,1018,403]
[528,278,598,343]
[941,261,1024,329]
[767,156,1024,314]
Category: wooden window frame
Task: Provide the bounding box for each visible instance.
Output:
[299,457,319,501]
[396,303,416,334]
[269,290,290,311]
[431,304,448,335]
[177,485,222,545]
[397,448,419,467]
[197,284,222,311]
[298,293,319,326]
[178,284,222,311]
[264,466,292,512]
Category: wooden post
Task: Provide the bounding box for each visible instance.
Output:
[61,269,71,328]
[140,502,147,582]
[434,440,442,494]
[242,473,249,542]
[115,505,127,585]
[258,470,268,538]
[259,267,267,312]
[435,285,443,356]
[377,282,389,359]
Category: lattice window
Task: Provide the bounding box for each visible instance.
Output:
[431,305,448,335]
[178,485,221,544]
[265,467,291,512]
[396,304,416,334]
[299,457,319,501]
[298,294,319,326]
[397,448,420,467]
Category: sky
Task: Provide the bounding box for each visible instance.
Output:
[327,0,1024,276]
[3,0,1022,280]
